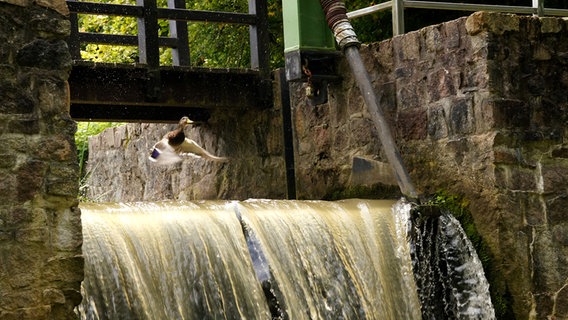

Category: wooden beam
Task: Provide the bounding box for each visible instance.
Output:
[69,63,272,121]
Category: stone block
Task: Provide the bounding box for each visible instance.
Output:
[427,103,448,140]
[493,148,520,165]
[0,84,35,114]
[0,0,69,16]
[423,24,442,53]
[396,84,421,110]
[0,174,16,203]
[427,68,456,102]
[547,194,568,225]
[392,31,420,62]
[8,118,39,135]
[35,0,69,16]
[16,39,71,71]
[38,79,67,116]
[45,163,79,197]
[482,99,530,129]
[542,165,568,194]
[461,66,488,92]
[540,17,563,34]
[554,282,568,318]
[552,223,568,246]
[42,288,65,305]
[16,160,47,201]
[371,39,394,71]
[465,11,520,36]
[5,207,32,226]
[15,227,48,243]
[532,44,552,61]
[0,290,42,309]
[29,12,71,38]
[0,305,51,320]
[448,97,474,137]
[523,194,546,226]
[394,66,413,79]
[35,136,74,161]
[50,207,82,251]
[0,0,31,8]
[494,165,538,192]
[397,108,428,140]
[0,153,17,168]
[443,18,462,49]
[101,127,115,148]
[43,255,84,283]
[350,156,398,187]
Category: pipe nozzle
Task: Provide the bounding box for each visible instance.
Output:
[320,0,360,50]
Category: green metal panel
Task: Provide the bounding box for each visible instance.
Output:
[283,0,336,53]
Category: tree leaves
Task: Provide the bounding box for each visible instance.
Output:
[77,0,284,68]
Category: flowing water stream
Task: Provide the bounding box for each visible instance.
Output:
[79,199,494,319]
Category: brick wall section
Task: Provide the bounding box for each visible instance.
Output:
[0,1,82,319]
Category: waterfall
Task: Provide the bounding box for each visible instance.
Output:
[79,201,270,319]
[79,199,494,319]
[407,203,496,320]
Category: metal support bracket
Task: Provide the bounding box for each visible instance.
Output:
[284,50,341,105]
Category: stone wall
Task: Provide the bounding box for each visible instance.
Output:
[0,0,82,319]
[85,12,568,320]
[85,105,287,201]
[290,12,568,320]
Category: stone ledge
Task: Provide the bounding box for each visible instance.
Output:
[465,11,520,36]
[0,0,69,15]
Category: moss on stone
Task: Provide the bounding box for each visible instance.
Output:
[322,183,402,201]
[426,190,514,319]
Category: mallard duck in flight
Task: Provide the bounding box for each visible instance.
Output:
[149,116,228,165]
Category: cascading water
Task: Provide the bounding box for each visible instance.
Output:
[236,200,421,319]
[406,203,496,320]
[79,201,271,319]
[79,199,495,319]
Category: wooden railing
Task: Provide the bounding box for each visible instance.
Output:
[66,0,270,77]
[348,0,568,36]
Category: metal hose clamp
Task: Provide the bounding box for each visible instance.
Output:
[320,0,361,50]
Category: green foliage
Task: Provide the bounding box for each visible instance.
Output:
[77,0,568,67]
[77,0,284,68]
[75,122,124,201]
[346,1,392,42]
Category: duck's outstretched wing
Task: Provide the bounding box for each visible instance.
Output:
[148,138,183,165]
[179,138,229,162]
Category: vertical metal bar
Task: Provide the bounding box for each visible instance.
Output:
[168,0,190,66]
[137,0,160,100]
[392,0,405,36]
[137,0,160,67]
[533,0,544,16]
[248,0,270,77]
[67,0,82,60]
[277,68,297,200]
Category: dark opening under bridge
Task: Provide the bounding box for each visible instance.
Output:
[66,0,272,122]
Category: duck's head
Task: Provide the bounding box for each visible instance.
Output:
[178,116,194,128]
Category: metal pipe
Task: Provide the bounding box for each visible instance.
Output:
[343,47,418,199]
[346,1,568,21]
[319,0,419,200]
[346,1,392,19]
